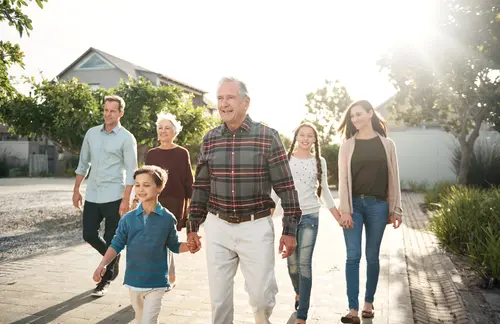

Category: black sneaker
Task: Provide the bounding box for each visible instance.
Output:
[91,280,109,297]
[111,254,121,281]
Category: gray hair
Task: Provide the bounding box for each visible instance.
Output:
[156,112,183,135]
[104,95,126,112]
[217,77,249,99]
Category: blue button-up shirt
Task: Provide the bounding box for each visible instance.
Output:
[75,123,138,203]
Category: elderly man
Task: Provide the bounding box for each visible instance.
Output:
[73,95,138,297]
[187,77,301,323]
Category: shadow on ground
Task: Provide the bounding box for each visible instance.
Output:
[10,290,95,324]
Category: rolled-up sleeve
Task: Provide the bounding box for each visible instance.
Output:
[75,130,91,176]
[267,130,301,236]
[123,134,138,186]
[187,140,210,233]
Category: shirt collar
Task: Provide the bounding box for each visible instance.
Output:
[101,122,122,134]
[135,202,163,216]
[221,115,253,135]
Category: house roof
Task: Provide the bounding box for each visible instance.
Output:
[56,47,207,94]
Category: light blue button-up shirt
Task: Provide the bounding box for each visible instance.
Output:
[75,123,138,204]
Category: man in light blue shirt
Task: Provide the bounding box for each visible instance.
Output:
[73,95,138,297]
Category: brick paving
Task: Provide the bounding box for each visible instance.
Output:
[0,192,413,324]
[401,193,493,324]
[0,190,484,324]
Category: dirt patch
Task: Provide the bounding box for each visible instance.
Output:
[0,188,83,263]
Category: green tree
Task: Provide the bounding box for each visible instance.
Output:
[0,0,47,106]
[112,77,218,164]
[0,77,101,153]
[280,133,292,152]
[304,80,352,146]
[0,76,218,166]
[378,0,500,185]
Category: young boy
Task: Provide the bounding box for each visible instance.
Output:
[93,165,190,323]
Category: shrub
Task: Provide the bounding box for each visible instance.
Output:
[321,143,339,187]
[429,186,500,284]
[452,137,500,188]
[408,180,429,193]
[424,181,456,206]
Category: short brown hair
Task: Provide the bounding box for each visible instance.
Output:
[133,165,168,188]
[104,95,126,112]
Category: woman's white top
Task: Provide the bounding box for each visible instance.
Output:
[273,155,336,215]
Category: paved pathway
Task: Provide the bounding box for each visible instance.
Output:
[0,193,413,323]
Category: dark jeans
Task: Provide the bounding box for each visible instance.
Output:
[287,213,319,320]
[82,199,121,282]
[343,195,389,311]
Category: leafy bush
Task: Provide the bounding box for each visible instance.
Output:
[452,137,500,188]
[321,143,339,187]
[424,181,456,206]
[408,180,429,193]
[429,186,500,284]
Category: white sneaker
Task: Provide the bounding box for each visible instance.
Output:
[91,281,109,297]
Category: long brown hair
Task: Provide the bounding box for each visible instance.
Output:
[337,100,387,140]
[287,123,323,197]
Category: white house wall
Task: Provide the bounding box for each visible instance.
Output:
[390,129,500,187]
[0,141,30,166]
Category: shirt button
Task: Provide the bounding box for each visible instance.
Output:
[231,170,234,173]
[233,209,236,212]
[232,152,234,155]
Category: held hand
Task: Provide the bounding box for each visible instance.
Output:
[278,235,297,259]
[93,265,106,282]
[187,232,202,253]
[119,200,130,217]
[391,213,403,229]
[72,191,82,210]
[330,207,341,224]
[340,213,354,229]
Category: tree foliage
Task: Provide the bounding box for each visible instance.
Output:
[304,80,352,146]
[378,0,500,185]
[0,0,47,105]
[0,77,218,165]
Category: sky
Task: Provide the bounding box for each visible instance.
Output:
[1,0,436,136]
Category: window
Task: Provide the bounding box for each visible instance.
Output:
[77,53,113,70]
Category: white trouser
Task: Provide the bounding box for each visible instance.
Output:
[129,289,165,324]
[204,212,278,324]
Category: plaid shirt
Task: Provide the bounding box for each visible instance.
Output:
[187,115,301,236]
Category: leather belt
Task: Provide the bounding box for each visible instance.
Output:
[216,209,271,224]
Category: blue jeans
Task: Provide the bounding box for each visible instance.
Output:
[343,196,388,311]
[287,213,319,320]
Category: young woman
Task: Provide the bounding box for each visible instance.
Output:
[144,113,194,287]
[337,100,403,323]
[275,122,341,324]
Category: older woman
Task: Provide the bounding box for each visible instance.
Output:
[145,112,194,287]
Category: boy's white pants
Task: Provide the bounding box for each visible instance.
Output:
[129,289,165,324]
[204,212,278,324]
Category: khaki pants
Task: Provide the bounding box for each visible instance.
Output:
[204,212,278,324]
[129,289,165,324]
